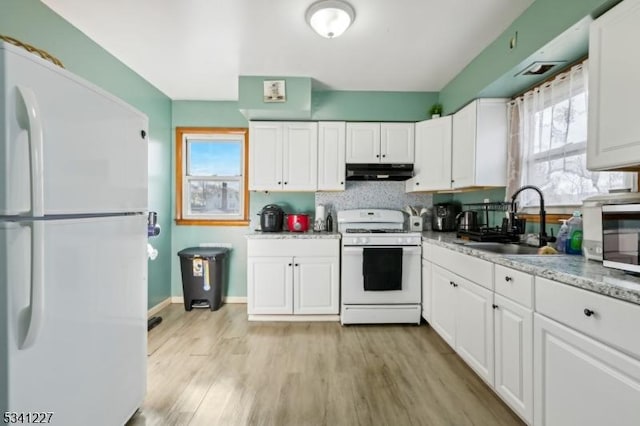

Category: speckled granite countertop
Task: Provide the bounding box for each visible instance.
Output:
[246,231,341,239]
[421,231,640,306]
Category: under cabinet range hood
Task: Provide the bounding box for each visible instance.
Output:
[346,163,414,181]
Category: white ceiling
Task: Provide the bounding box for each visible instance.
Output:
[42,0,534,101]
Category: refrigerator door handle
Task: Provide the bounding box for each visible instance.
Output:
[20,220,45,350]
[17,85,45,217]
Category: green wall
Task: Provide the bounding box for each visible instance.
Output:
[312,91,438,122]
[1,0,173,309]
[439,0,619,114]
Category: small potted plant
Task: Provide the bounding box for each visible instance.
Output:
[429,103,443,119]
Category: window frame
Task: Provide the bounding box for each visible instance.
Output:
[175,127,249,226]
[512,61,635,216]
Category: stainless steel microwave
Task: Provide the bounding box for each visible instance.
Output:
[602,204,640,273]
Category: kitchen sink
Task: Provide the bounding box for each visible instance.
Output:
[456,241,541,255]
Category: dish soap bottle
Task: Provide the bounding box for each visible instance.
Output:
[566,211,583,255]
[555,220,568,254]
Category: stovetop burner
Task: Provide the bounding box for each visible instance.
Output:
[345,228,408,234]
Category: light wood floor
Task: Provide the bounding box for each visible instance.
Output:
[127,304,524,426]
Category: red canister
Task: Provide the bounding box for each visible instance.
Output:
[287,214,310,232]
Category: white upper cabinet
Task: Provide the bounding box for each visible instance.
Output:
[346,122,414,164]
[249,121,318,191]
[249,122,283,191]
[346,123,380,163]
[317,122,346,191]
[406,116,452,192]
[380,123,415,163]
[587,0,640,171]
[451,99,508,189]
[282,122,318,191]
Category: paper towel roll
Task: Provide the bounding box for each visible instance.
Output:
[315,204,325,220]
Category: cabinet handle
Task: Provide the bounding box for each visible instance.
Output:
[288,263,292,266]
[284,181,288,185]
[382,154,386,158]
[449,281,458,288]
[416,182,420,186]
[340,181,344,185]
[492,304,499,310]
[505,276,512,282]
[584,308,595,317]
[376,154,380,158]
[451,179,455,183]
[449,281,454,286]
[295,263,299,266]
[278,181,282,185]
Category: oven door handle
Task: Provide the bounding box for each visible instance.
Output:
[342,246,421,252]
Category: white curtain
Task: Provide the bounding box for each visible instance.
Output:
[506,60,633,208]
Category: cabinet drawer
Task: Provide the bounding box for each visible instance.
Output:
[247,238,338,257]
[430,244,493,290]
[535,277,640,358]
[494,265,533,308]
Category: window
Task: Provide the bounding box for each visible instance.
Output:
[507,61,634,211]
[175,127,249,225]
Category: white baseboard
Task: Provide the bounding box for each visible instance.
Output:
[170,296,247,304]
[147,298,171,317]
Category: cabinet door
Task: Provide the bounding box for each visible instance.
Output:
[317,122,346,191]
[456,274,494,386]
[294,256,339,315]
[346,123,380,163]
[282,122,318,191]
[407,117,452,192]
[451,101,477,188]
[587,0,640,170]
[534,313,640,426]
[421,260,432,321]
[249,122,283,191]
[247,257,293,314]
[380,122,414,163]
[494,295,533,424]
[430,265,457,348]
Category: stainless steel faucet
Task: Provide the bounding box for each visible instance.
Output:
[510,185,551,248]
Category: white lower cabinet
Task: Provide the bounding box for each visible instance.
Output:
[430,264,457,347]
[247,257,293,314]
[247,239,339,318]
[294,257,339,314]
[534,313,640,426]
[430,263,494,386]
[455,275,494,386]
[425,241,640,426]
[421,259,432,321]
[494,294,533,424]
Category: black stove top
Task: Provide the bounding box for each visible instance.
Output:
[345,228,407,234]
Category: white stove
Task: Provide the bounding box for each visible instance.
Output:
[337,209,422,325]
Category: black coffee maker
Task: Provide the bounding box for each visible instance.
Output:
[258,204,284,232]
[431,203,461,231]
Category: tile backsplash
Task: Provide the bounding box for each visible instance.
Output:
[315,181,433,224]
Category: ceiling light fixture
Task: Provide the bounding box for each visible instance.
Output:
[306,0,355,39]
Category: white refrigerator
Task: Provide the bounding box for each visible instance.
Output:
[0,42,148,425]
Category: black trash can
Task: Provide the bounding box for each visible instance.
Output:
[177,247,230,311]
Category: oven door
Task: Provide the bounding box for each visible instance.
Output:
[341,245,421,304]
